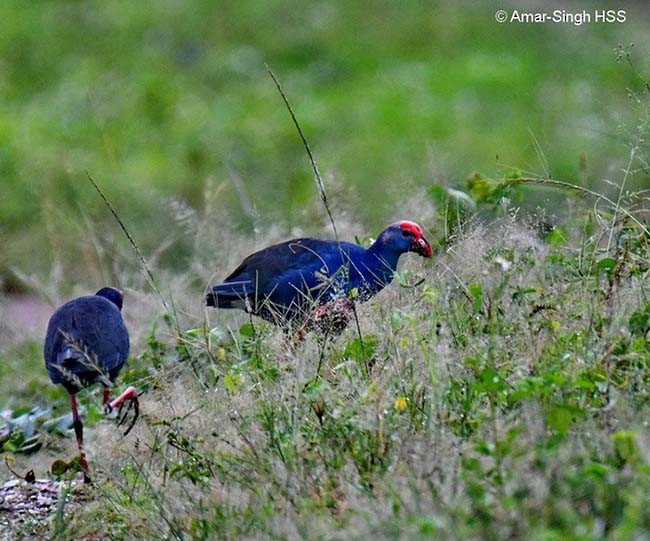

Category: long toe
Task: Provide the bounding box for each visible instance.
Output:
[120,395,139,436]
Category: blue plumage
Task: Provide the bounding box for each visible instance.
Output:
[207,221,432,331]
[44,286,137,483]
[44,287,129,394]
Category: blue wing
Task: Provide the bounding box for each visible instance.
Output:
[208,239,340,305]
[44,296,129,392]
[207,236,399,324]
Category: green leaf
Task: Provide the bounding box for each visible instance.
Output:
[612,430,639,464]
[185,327,208,338]
[468,283,483,314]
[546,404,573,435]
[475,439,494,456]
[629,304,650,337]
[597,257,616,273]
[546,228,568,246]
[239,323,255,337]
[302,377,328,398]
[17,435,42,454]
[422,284,439,304]
[582,461,610,480]
[224,373,242,393]
[50,459,70,476]
[343,335,378,363]
[512,286,538,302]
[461,457,482,471]
[477,366,508,393]
[395,271,411,287]
[467,173,498,203]
[427,184,449,204]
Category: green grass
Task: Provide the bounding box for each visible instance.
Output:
[4,183,650,539]
[2,2,650,539]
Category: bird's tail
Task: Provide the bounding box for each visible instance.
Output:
[206,283,251,309]
[206,291,220,307]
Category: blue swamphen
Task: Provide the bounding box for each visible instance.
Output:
[44,287,138,483]
[206,221,432,333]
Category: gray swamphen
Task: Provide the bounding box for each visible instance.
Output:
[44,287,138,483]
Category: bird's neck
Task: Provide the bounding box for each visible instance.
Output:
[367,241,402,274]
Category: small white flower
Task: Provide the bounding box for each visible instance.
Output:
[494,256,512,271]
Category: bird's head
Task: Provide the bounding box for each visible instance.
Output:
[376,221,433,258]
[96,287,124,310]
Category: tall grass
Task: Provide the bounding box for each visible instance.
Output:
[4,40,650,541]
[11,190,644,539]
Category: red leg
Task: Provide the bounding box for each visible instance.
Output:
[102,386,111,409]
[70,394,91,484]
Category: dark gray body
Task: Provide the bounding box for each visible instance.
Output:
[44,295,129,394]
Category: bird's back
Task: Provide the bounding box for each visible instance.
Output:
[208,237,392,323]
[44,295,129,393]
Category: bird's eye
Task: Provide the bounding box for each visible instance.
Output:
[401,229,411,238]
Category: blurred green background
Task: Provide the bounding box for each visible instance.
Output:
[1,0,649,288]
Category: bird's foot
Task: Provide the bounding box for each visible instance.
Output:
[108,386,139,435]
[116,396,139,435]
